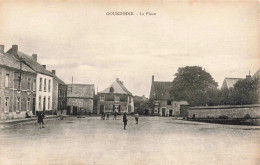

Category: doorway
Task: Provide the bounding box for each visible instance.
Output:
[162,108,166,116]
[169,109,173,117]
[113,105,120,113]
[43,97,46,111]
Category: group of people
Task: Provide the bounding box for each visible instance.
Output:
[101,112,139,130]
[101,112,117,120]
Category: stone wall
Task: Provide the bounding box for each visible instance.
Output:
[187,105,260,119]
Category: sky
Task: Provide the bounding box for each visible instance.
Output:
[0,0,259,97]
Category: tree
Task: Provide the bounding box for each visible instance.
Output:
[170,66,218,106]
[231,77,260,105]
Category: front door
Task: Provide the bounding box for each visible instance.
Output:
[114,105,120,113]
[32,98,36,115]
[169,110,173,116]
[162,108,166,117]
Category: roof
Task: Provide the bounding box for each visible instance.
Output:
[149,81,173,100]
[67,84,95,98]
[53,74,66,85]
[99,79,132,95]
[0,52,35,73]
[253,68,260,79]
[221,78,243,89]
[7,48,53,77]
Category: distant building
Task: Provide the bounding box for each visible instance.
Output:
[0,45,37,120]
[7,45,54,115]
[149,75,189,117]
[97,78,134,114]
[51,70,67,115]
[221,78,243,90]
[133,95,151,115]
[67,84,95,115]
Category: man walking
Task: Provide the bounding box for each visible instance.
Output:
[135,113,139,125]
[38,112,45,129]
[123,113,128,130]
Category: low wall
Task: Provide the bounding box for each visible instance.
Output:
[187,104,260,119]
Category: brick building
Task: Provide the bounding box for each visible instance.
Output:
[52,70,67,115]
[0,45,37,120]
[149,75,189,117]
[97,78,134,115]
[7,45,54,115]
[67,84,95,115]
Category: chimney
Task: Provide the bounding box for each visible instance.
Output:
[246,71,251,80]
[0,45,4,54]
[52,70,56,75]
[152,75,154,82]
[12,45,18,55]
[32,54,37,61]
[42,65,46,69]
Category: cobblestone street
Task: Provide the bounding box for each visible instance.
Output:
[0,116,259,165]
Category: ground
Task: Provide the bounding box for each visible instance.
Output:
[0,116,259,165]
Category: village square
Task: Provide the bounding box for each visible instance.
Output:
[0,0,260,165]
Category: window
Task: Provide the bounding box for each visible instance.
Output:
[16,97,21,111]
[48,97,50,109]
[33,79,36,91]
[167,100,172,105]
[39,78,42,91]
[154,108,158,113]
[5,74,9,87]
[48,80,51,92]
[158,108,160,114]
[100,96,104,101]
[4,97,9,112]
[114,96,120,102]
[44,79,46,92]
[59,89,61,97]
[27,98,30,110]
[27,78,31,90]
[39,96,41,110]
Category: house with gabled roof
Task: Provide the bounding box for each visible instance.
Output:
[0,45,37,120]
[221,78,243,89]
[97,78,134,114]
[149,75,189,117]
[51,70,67,115]
[7,45,54,115]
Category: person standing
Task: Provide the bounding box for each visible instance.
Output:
[38,112,44,129]
[135,113,139,124]
[123,113,128,130]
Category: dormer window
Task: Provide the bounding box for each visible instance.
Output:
[110,87,114,93]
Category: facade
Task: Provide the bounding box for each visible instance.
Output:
[0,45,37,120]
[67,84,95,115]
[149,75,189,117]
[7,45,54,115]
[52,70,67,115]
[97,78,134,114]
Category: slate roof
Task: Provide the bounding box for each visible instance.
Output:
[67,84,95,98]
[7,48,53,77]
[149,81,173,100]
[53,74,66,85]
[221,78,242,89]
[0,52,35,73]
[99,79,132,95]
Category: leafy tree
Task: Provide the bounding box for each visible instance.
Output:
[231,77,260,105]
[170,66,218,106]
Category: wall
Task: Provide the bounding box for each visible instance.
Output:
[52,78,58,111]
[97,100,127,114]
[153,100,188,117]
[67,98,93,111]
[35,73,53,112]
[0,67,36,120]
[187,105,260,119]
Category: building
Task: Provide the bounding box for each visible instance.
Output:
[97,78,134,114]
[252,68,260,79]
[7,45,54,115]
[133,95,151,115]
[0,45,37,120]
[67,84,95,115]
[52,70,67,115]
[221,78,243,89]
[149,75,189,117]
